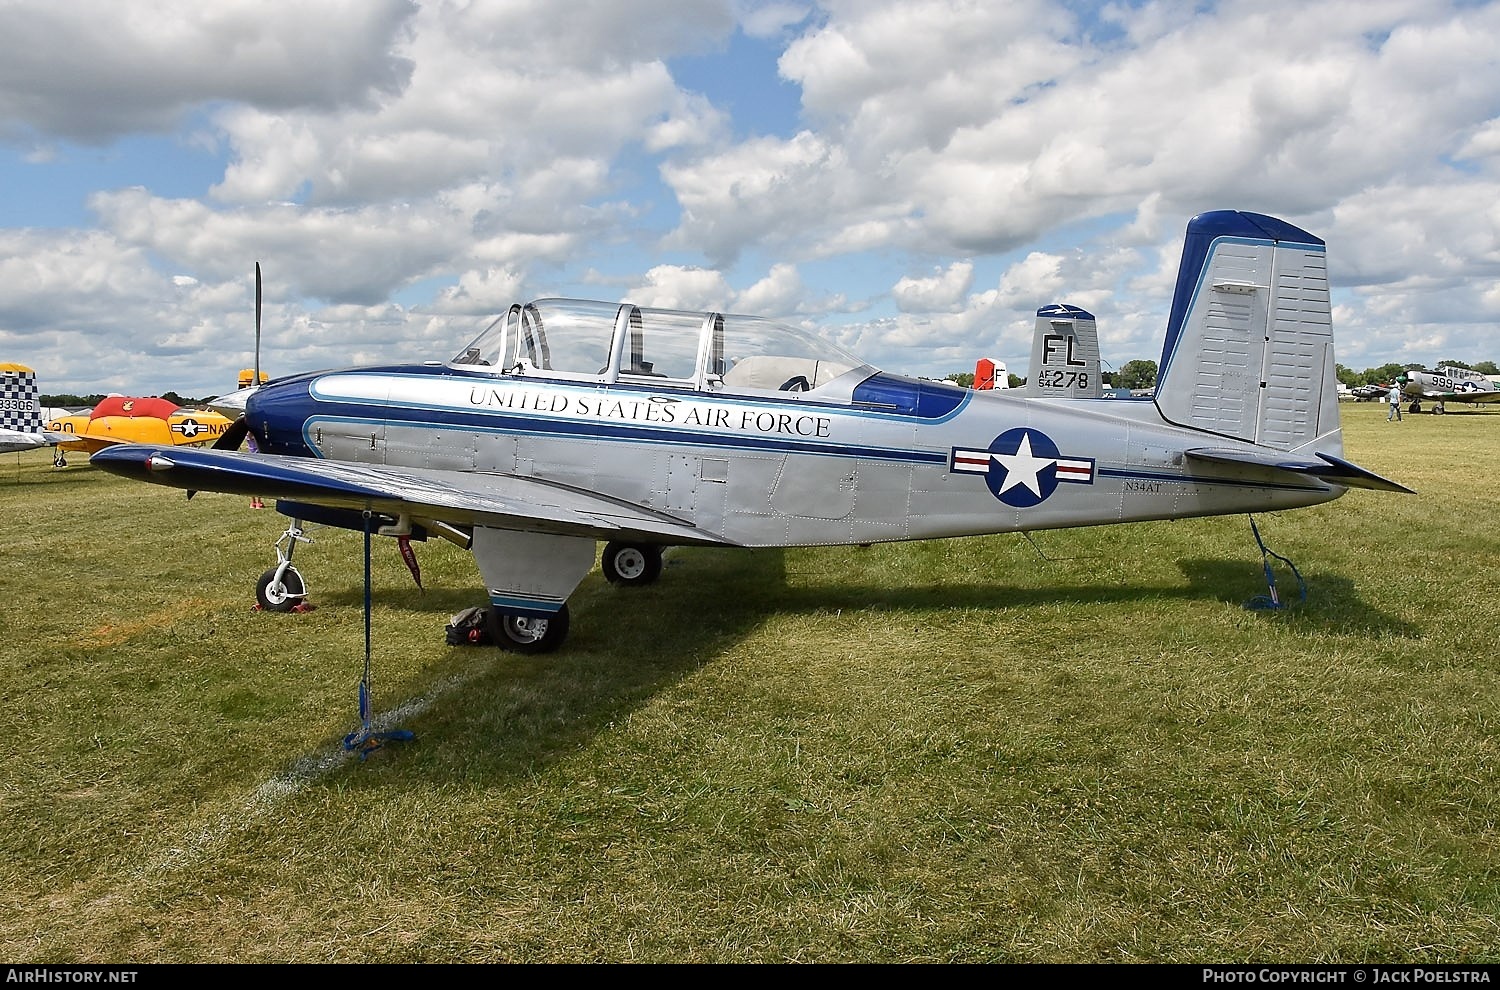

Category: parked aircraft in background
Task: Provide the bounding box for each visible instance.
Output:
[1399,366,1500,414]
[1348,383,1390,402]
[973,304,1105,398]
[1019,304,1105,399]
[93,210,1412,655]
[38,266,264,467]
[0,363,74,457]
[47,396,235,467]
[973,357,1009,390]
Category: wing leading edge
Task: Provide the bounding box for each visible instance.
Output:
[89,444,732,546]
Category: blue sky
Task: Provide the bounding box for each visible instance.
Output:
[1,0,1498,398]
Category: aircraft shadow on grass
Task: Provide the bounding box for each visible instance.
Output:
[1174,558,1417,638]
[310,544,1415,779]
[315,542,1414,638]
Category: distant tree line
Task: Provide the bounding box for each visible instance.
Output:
[946,359,1158,390]
[944,371,1027,389]
[1336,360,1497,386]
[39,391,215,408]
[947,358,1498,390]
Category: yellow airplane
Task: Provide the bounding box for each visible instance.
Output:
[47,394,235,467]
[44,262,269,467]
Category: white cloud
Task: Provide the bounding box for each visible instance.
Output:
[0,0,418,142]
[625,265,733,311]
[892,261,973,313]
[1,0,1498,395]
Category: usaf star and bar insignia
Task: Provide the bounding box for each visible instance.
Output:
[950,428,1096,507]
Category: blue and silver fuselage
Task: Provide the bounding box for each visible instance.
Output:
[244,360,1337,549]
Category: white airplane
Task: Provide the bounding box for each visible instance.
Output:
[0,363,75,459]
[1399,366,1500,414]
[92,210,1412,654]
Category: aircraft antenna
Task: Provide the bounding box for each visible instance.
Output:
[1020,531,1101,562]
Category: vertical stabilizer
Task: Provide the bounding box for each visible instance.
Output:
[1155,211,1339,452]
[1,363,45,434]
[1025,304,1102,398]
[974,357,1007,390]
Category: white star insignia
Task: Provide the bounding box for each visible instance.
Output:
[991,431,1050,496]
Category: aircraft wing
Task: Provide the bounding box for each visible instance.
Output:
[0,429,74,452]
[1184,447,1415,494]
[89,444,733,547]
[1415,388,1500,404]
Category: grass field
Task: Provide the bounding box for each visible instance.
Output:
[2,400,1497,963]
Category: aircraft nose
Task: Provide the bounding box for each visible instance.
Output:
[244,374,318,457]
[209,388,257,419]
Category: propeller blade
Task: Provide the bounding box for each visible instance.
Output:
[214,416,249,452]
[254,262,262,387]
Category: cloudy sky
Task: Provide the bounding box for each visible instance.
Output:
[2,0,1497,399]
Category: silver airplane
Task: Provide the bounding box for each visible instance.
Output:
[92,210,1412,654]
[1400,366,1500,414]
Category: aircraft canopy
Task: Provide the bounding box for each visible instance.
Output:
[449,298,872,394]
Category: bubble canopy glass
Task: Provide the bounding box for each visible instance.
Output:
[449,298,873,394]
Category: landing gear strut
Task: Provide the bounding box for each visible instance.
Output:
[256,523,312,612]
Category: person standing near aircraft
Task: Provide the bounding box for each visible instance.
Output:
[1388,381,1403,421]
[246,431,265,507]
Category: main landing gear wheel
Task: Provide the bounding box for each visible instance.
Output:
[489,604,569,654]
[256,567,306,613]
[601,542,663,586]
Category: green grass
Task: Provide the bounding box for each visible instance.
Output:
[2,400,1497,963]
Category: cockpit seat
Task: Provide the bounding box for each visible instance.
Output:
[723,356,825,391]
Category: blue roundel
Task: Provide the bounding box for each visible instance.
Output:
[985,428,1062,507]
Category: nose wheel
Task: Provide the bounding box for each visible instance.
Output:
[256,566,307,612]
[255,523,313,612]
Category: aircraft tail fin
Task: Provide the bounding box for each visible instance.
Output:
[1026,304,1103,398]
[1154,211,1341,456]
[973,357,1006,390]
[1,363,47,434]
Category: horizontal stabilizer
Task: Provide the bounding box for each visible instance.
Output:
[1185,447,1415,494]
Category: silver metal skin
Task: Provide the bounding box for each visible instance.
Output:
[91,211,1411,652]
